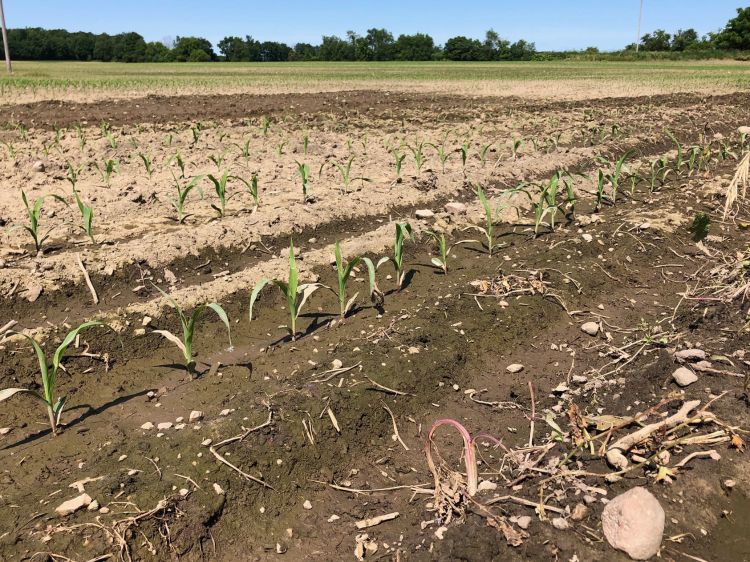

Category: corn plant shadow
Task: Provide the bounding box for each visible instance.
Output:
[1,389,152,450]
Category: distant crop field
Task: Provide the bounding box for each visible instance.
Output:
[2,59,750,103]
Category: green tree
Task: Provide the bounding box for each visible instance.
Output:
[484,29,510,60]
[218,36,247,61]
[319,35,354,60]
[640,29,672,51]
[444,36,484,60]
[173,36,215,61]
[188,48,211,62]
[671,28,699,51]
[395,33,434,60]
[715,7,750,50]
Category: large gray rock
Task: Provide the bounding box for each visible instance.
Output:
[602,487,664,560]
[672,367,697,387]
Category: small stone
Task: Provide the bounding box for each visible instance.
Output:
[133,328,146,337]
[87,499,100,511]
[174,423,186,430]
[179,488,189,497]
[213,483,225,495]
[55,493,92,516]
[477,480,497,492]
[140,422,154,430]
[32,160,45,173]
[415,209,435,219]
[220,409,232,416]
[674,348,706,361]
[723,479,736,491]
[571,503,588,521]
[407,346,420,354]
[328,514,340,522]
[99,506,110,514]
[506,363,524,373]
[444,202,467,215]
[572,375,588,384]
[581,322,599,336]
[157,422,173,430]
[118,455,127,462]
[175,417,184,423]
[332,359,343,369]
[142,316,152,327]
[672,367,698,387]
[303,500,312,510]
[602,487,664,560]
[582,233,593,243]
[552,517,570,530]
[516,515,532,529]
[434,526,448,539]
[201,438,213,446]
[0,427,11,435]
[189,410,204,422]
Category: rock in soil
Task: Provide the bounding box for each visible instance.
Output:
[672,367,698,387]
[506,363,524,373]
[415,209,435,219]
[581,321,599,336]
[674,348,706,361]
[602,486,664,560]
[444,202,467,215]
[55,493,92,516]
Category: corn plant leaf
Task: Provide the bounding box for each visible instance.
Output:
[344,293,359,316]
[52,321,106,375]
[152,329,187,356]
[297,283,326,315]
[0,387,43,402]
[431,257,445,269]
[205,302,232,348]
[249,278,271,321]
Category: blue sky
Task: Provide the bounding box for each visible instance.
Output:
[2,1,744,51]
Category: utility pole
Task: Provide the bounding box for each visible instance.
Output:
[0,0,11,74]
[635,0,644,53]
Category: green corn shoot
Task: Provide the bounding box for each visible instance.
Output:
[208,151,227,169]
[465,184,507,256]
[409,142,426,175]
[296,161,311,203]
[510,138,523,159]
[20,190,67,252]
[666,130,684,172]
[1,322,113,435]
[260,116,270,136]
[207,169,233,217]
[241,173,261,209]
[168,174,204,223]
[303,133,309,155]
[139,153,154,178]
[377,222,413,290]
[479,143,494,167]
[152,285,232,372]
[95,159,117,187]
[249,240,325,341]
[460,141,470,170]
[65,161,81,189]
[331,241,379,317]
[425,231,472,274]
[235,137,252,165]
[276,140,287,156]
[72,186,95,243]
[75,124,86,150]
[392,149,406,180]
[170,151,186,179]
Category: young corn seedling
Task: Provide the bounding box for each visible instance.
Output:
[74,124,86,150]
[190,122,203,145]
[524,171,574,235]
[241,173,261,210]
[428,141,450,174]
[510,137,523,160]
[260,116,271,136]
[331,241,379,317]
[408,142,427,176]
[168,174,204,223]
[139,153,155,178]
[392,149,407,181]
[234,137,252,166]
[478,142,494,167]
[249,241,325,341]
[207,169,234,217]
[72,186,95,244]
[425,231,472,274]
[208,151,227,170]
[377,222,413,291]
[326,156,371,194]
[295,161,312,203]
[303,133,309,155]
[666,130,684,173]
[95,159,117,187]
[276,140,288,156]
[104,129,117,149]
[20,190,67,253]
[460,140,470,171]
[464,184,507,256]
[1,322,114,435]
[169,151,187,179]
[65,161,82,190]
[152,285,232,373]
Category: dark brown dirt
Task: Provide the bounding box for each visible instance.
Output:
[2,90,750,130]
[0,91,749,562]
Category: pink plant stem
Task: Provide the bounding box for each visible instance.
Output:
[425,418,478,496]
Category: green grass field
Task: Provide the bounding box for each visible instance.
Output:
[2,60,750,100]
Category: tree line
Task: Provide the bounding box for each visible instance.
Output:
[3,7,750,63]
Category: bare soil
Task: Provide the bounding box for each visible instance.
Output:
[0,90,748,562]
